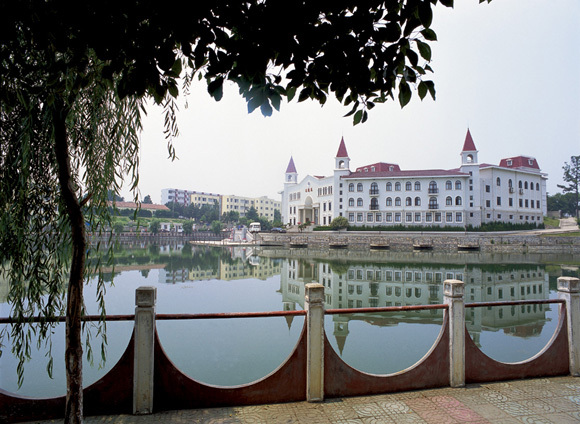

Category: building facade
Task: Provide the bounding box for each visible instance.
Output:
[281,131,547,228]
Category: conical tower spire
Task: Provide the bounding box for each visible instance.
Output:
[462,129,477,152]
[286,156,297,173]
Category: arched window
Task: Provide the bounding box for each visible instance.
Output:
[509,179,513,188]
[348,198,354,207]
[496,177,501,186]
[524,181,528,189]
[386,182,392,191]
[357,198,363,207]
[415,197,421,206]
[395,182,401,191]
[456,196,462,206]
[406,197,412,206]
[357,183,363,192]
[370,182,379,195]
[446,196,452,206]
[429,181,438,193]
[536,183,540,191]
[455,180,462,190]
[529,181,533,190]
[349,183,354,192]
[415,181,421,191]
[446,180,452,190]
[429,197,438,209]
[370,198,379,210]
[386,197,392,206]
[395,197,401,206]
[405,181,412,191]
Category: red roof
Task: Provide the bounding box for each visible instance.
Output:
[286,156,297,173]
[462,129,477,152]
[343,168,468,179]
[498,156,540,170]
[336,137,349,158]
[355,162,401,173]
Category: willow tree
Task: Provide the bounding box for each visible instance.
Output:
[0,0,475,422]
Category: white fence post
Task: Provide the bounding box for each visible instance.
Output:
[558,276,580,376]
[133,286,157,414]
[305,283,325,402]
[444,279,465,387]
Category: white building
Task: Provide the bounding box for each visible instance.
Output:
[281,131,547,228]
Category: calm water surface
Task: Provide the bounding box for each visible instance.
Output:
[0,243,577,397]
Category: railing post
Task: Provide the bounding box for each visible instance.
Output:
[558,276,580,376]
[305,283,325,402]
[444,279,465,388]
[133,286,157,414]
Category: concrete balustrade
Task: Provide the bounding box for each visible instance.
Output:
[133,286,157,414]
[558,276,580,376]
[127,277,580,414]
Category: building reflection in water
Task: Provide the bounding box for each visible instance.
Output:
[279,259,550,351]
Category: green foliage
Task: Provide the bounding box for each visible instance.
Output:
[143,195,153,204]
[149,220,161,234]
[210,220,222,235]
[182,221,194,235]
[330,216,350,230]
[113,223,125,234]
[557,156,580,218]
[246,207,260,222]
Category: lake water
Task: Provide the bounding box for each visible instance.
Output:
[0,243,577,397]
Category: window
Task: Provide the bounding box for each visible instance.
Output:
[395,197,401,206]
[519,181,523,189]
[395,212,401,222]
[455,180,462,190]
[367,213,373,222]
[446,212,453,222]
[446,196,452,206]
[519,199,523,207]
[395,182,401,191]
[415,181,421,191]
[406,197,412,206]
[496,197,501,206]
[496,177,501,186]
[429,197,438,209]
[370,198,379,210]
[357,213,363,222]
[415,197,421,206]
[415,212,421,222]
[405,181,412,191]
[428,181,438,193]
[357,198,363,207]
[370,182,379,195]
[536,183,540,191]
[435,212,442,222]
[446,180,452,190]
[456,196,462,206]
[537,200,540,208]
[386,197,392,206]
[524,181,528,189]
[456,212,462,222]
[386,212,392,222]
[349,198,354,207]
[348,183,354,192]
[485,185,491,193]
[486,200,491,207]
[406,213,412,222]
[509,198,513,207]
[357,183,363,192]
[375,213,382,222]
[426,213,432,222]
[386,182,392,191]
[348,213,355,222]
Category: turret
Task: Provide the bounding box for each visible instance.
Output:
[285,156,298,185]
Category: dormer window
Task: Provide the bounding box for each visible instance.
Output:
[528,159,534,166]
[507,159,513,166]
[371,166,375,172]
[364,168,368,172]
[389,166,394,171]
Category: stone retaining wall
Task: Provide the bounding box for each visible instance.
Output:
[258,231,580,254]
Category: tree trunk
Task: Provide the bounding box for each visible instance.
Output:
[53,102,85,424]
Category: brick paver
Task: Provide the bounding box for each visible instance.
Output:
[21,376,580,423]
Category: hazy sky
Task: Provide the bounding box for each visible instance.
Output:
[127,0,580,204]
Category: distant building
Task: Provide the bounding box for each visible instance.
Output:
[281,130,547,228]
[160,188,280,220]
[220,194,281,221]
[108,201,169,212]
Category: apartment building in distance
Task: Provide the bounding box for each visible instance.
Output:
[160,189,281,221]
[281,130,547,228]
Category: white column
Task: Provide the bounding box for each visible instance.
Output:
[133,286,157,414]
[444,279,465,387]
[558,276,580,376]
[305,283,325,402]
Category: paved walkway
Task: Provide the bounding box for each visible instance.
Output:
[23,376,580,423]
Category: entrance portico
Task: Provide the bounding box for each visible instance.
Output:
[299,196,319,225]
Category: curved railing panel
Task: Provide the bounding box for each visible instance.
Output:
[153,321,308,411]
[324,313,450,398]
[465,305,570,383]
[0,331,135,423]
